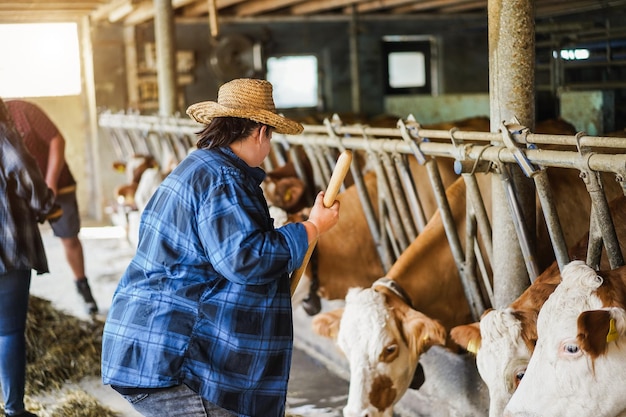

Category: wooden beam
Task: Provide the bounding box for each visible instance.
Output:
[351,0,417,14]
[91,0,141,22]
[123,0,245,25]
[0,4,101,11]
[536,0,626,17]
[123,0,197,25]
[0,1,105,6]
[0,11,87,22]
[181,0,247,17]
[235,0,306,17]
[440,0,485,13]
[291,0,363,15]
[393,0,481,13]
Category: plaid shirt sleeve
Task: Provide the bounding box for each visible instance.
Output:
[0,123,56,274]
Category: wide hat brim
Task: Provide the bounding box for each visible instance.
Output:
[186,101,303,135]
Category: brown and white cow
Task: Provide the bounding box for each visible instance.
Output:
[503,261,626,417]
[113,154,160,210]
[311,176,483,417]
[451,193,626,417]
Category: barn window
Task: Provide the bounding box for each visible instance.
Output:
[0,22,81,98]
[383,36,437,95]
[266,55,318,109]
[557,49,590,60]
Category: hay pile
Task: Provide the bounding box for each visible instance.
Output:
[1,296,118,415]
[25,296,104,395]
[3,390,120,417]
[48,389,120,417]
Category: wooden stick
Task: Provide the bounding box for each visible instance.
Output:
[290,150,353,297]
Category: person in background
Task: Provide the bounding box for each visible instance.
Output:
[4,99,98,315]
[0,97,59,417]
[101,78,340,417]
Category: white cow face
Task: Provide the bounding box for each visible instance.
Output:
[504,261,626,417]
[321,287,445,417]
[475,309,532,417]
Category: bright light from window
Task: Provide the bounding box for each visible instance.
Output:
[388,51,426,88]
[0,23,81,98]
[554,48,590,60]
[266,55,318,109]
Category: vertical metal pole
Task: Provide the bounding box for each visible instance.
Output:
[124,26,140,111]
[488,0,536,308]
[349,5,361,115]
[154,0,177,116]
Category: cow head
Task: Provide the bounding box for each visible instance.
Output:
[451,310,533,417]
[504,261,626,417]
[262,176,307,212]
[312,283,446,417]
[450,262,562,417]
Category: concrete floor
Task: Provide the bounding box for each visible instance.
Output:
[26,222,349,417]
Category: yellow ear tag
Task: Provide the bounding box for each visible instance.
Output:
[607,318,619,343]
[467,339,479,354]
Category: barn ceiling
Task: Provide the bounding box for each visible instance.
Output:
[0,0,624,25]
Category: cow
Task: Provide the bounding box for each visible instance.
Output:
[112,154,160,210]
[503,260,626,417]
[450,193,626,417]
[311,176,486,417]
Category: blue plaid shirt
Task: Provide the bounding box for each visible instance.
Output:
[102,147,308,417]
[0,122,56,275]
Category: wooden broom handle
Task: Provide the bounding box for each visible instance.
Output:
[290,150,353,296]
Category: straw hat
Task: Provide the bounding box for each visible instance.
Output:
[186,78,303,135]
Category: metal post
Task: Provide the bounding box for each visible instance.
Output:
[349,5,361,115]
[154,0,177,116]
[488,0,536,307]
[79,17,104,221]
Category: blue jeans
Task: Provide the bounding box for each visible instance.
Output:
[118,384,236,417]
[0,270,31,416]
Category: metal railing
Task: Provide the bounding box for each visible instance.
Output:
[98,110,626,320]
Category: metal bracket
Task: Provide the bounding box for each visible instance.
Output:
[323,115,347,153]
[323,114,342,139]
[398,115,428,165]
[500,119,538,178]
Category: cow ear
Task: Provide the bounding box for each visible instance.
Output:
[311,308,344,340]
[113,161,126,172]
[450,322,481,355]
[578,308,626,358]
[403,309,447,357]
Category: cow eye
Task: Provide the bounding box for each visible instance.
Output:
[381,343,399,362]
[505,360,529,393]
[514,370,525,387]
[559,339,582,358]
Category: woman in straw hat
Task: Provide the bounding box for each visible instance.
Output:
[0,97,59,417]
[102,78,340,417]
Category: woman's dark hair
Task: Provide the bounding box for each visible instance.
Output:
[0,97,10,124]
[196,117,270,150]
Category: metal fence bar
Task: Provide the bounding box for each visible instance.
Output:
[98,112,626,317]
